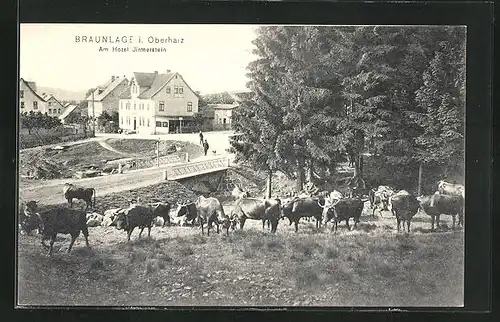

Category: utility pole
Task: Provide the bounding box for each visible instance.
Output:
[156,140,160,167]
[92,91,96,136]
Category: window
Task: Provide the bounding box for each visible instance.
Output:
[121,117,123,124]
[20,102,25,109]
[166,87,171,94]
[58,109,61,114]
[223,118,227,124]
[49,109,52,114]
[159,101,164,111]
[162,122,168,127]
[156,121,162,127]
[126,103,130,110]
[134,103,136,110]
[20,90,24,98]
[48,101,52,106]
[187,102,192,112]
[147,118,150,127]
[147,103,149,111]
[174,87,178,94]
[179,86,183,94]
[33,101,38,109]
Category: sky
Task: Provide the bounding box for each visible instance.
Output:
[20,24,259,94]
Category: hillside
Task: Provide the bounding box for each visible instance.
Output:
[37,86,87,101]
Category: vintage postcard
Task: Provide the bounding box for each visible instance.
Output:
[17,23,466,307]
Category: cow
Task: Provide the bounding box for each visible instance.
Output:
[21,201,90,256]
[321,198,364,232]
[231,184,250,200]
[436,180,465,201]
[370,186,396,217]
[176,201,199,226]
[63,183,96,210]
[101,208,125,227]
[418,193,464,230]
[111,204,156,241]
[150,202,171,227]
[230,198,281,233]
[388,193,420,233]
[195,196,230,236]
[19,200,41,235]
[281,197,324,232]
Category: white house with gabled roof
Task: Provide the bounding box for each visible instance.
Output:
[118,70,199,134]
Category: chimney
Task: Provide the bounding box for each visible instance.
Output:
[111,76,115,82]
[166,69,171,73]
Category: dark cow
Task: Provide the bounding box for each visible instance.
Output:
[151,202,171,227]
[21,201,90,256]
[195,196,230,236]
[281,197,324,232]
[176,201,199,226]
[320,198,364,232]
[418,193,464,230]
[388,193,420,233]
[230,198,281,233]
[112,204,155,241]
[63,183,96,210]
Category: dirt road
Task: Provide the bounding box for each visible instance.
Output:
[19,154,230,205]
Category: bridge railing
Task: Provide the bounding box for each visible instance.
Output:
[164,156,229,181]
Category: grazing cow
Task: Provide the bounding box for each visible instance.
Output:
[112,204,156,241]
[21,201,90,256]
[101,208,125,227]
[281,197,324,232]
[231,198,281,233]
[176,201,198,226]
[436,180,465,205]
[195,196,230,236]
[418,193,464,230]
[86,213,103,227]
[151,202,171,227]
[19,200,41,234]
[388,193,420,233]
[321,198,364,232]
[63,183,96,210]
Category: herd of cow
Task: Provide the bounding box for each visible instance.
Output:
[18,180,465,256]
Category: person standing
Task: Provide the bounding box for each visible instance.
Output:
[199,130,204,145]
[203,139,209,156]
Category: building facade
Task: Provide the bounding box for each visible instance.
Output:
[41,94,65,117]
[86,76,129,118]
[212,104,238,130]
[119,70,199,134]
[19,79,47,114]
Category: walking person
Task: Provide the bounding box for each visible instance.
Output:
[199,130,204,145]
[203,139,209,156]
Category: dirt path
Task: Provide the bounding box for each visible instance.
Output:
[97,139,128,155]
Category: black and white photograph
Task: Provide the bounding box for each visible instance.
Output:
[17,23,467,307]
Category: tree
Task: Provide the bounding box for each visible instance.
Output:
[413,27,466,191]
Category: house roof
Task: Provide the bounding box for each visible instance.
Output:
[210,103,239,110]
[59,104,78,120]
[40,93,64,106]
[119,71,200,100]
[85,76,128,101]
[137,72,175,98]
[19,78,45,101]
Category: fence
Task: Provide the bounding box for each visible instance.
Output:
[133,152,189,169]
[164,156,229,180]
